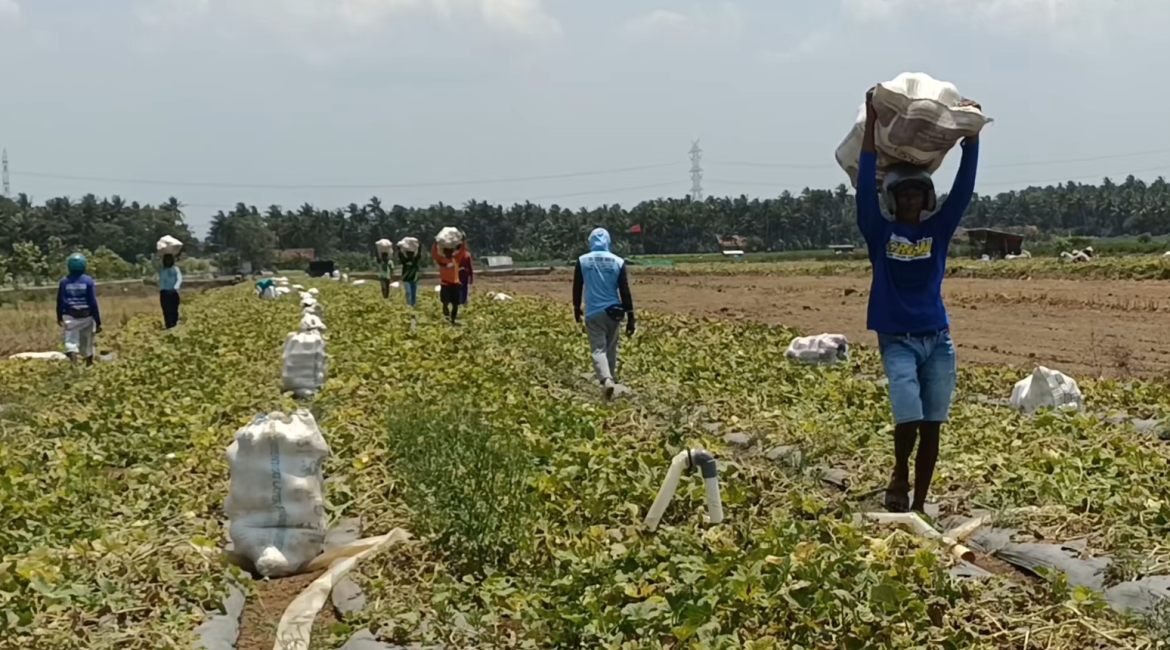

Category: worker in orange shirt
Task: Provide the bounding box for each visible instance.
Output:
[433,238,469,326]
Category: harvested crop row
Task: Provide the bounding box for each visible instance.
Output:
[1,284,1168,649]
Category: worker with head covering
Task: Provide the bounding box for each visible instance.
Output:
[856,88,982,514]
[155,252,183,329]
[572,228,636,399]
[56,253,102,367]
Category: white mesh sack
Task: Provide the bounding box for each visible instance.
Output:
[836,72,992,188]
[375,239,394,254]
[785,334,850,365]
[1011,367,1084,414]
[282,330,327,397]
[225,410,330,578]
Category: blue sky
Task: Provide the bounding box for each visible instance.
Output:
[2,0,1169,235]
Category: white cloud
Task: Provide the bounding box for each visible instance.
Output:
[620,3,743,45]
[0,0,20,24]
[842,0,1169,44]
[760,24,836,64]
[139,0,561,41]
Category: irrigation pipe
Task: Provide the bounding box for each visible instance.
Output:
[864,512,986,563]
[644,449,723,530]
[273,528,411,650]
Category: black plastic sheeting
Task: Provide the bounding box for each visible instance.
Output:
[940,515,1170,615]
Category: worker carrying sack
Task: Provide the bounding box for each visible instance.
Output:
[225,410,330,578]
[836,72,992,188]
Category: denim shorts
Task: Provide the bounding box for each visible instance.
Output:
[877,330,957,424]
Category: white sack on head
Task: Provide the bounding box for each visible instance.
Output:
[225,410,329,578]
[836,72,992,188]
[436,227,463,249]
[156,235,184,256]
[1010,367,1083,415]
[398,237,420,254]
[375,239,394,254]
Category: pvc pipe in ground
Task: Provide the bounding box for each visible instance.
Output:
[864,512,976,563]
[644,449,723,530]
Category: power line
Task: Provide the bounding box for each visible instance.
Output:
[710,146,1170,172]
[9,161,683,191]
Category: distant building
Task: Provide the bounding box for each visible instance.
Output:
[278,248,316,262]
[485,256,515,270]
[828,244,856,255]
[965,229,1025,259]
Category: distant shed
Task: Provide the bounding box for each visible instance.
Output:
[828,244,856,255]
[485,256,515,270]
[966,229,1024,259]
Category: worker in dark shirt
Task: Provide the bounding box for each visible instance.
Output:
[857,89,981,513]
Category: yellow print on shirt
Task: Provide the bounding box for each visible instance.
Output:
[885,235,933,262]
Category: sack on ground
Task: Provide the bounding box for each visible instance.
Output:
[398,237,420,254]
[1011,366,1083,414]
[225,410,330,578]
[299,313,326,332]
[436,227,463,249]
[786,334,849,365]
[375,239,394,254]
[836,72,992,188]
[282,331,327,397]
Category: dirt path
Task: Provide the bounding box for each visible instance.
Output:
[481,273,1170,378]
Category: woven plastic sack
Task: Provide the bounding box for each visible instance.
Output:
[436,227,463,249]
[225,410,330,578]
[1010,367,1083,414]
[785,334,849,365]
[836,72,992,188]
[299,313,327,332]
[375,239,394,254]
[398,237,420,254]
[156,235,184,256]
[282,330,327,397]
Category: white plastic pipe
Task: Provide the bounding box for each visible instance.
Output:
[644,449,723,530]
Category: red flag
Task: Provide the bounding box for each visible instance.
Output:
[629,224,643,235]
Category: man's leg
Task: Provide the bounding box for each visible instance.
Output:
[605,317,621,382]
[585,314,615,386]
[381,279,390,299]
[878,334,926,513]
[63,317,80,367]
[81,320,95,367]
[914,332,957,512]
[160,292,169,328]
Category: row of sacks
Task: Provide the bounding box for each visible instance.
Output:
[785,334,1083,414]
[282,290,327,397]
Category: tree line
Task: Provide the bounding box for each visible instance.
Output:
[2,172,1169,281]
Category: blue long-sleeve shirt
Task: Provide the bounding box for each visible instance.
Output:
[857,140,979,334]
[56,274,101,326]
[159,265,182,291]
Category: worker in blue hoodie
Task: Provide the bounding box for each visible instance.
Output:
[572,228,636,399]
[857,89,981,514]
[56,253,102,367]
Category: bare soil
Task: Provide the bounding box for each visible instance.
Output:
[481,273,1170,378]
[236,571,339,650]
